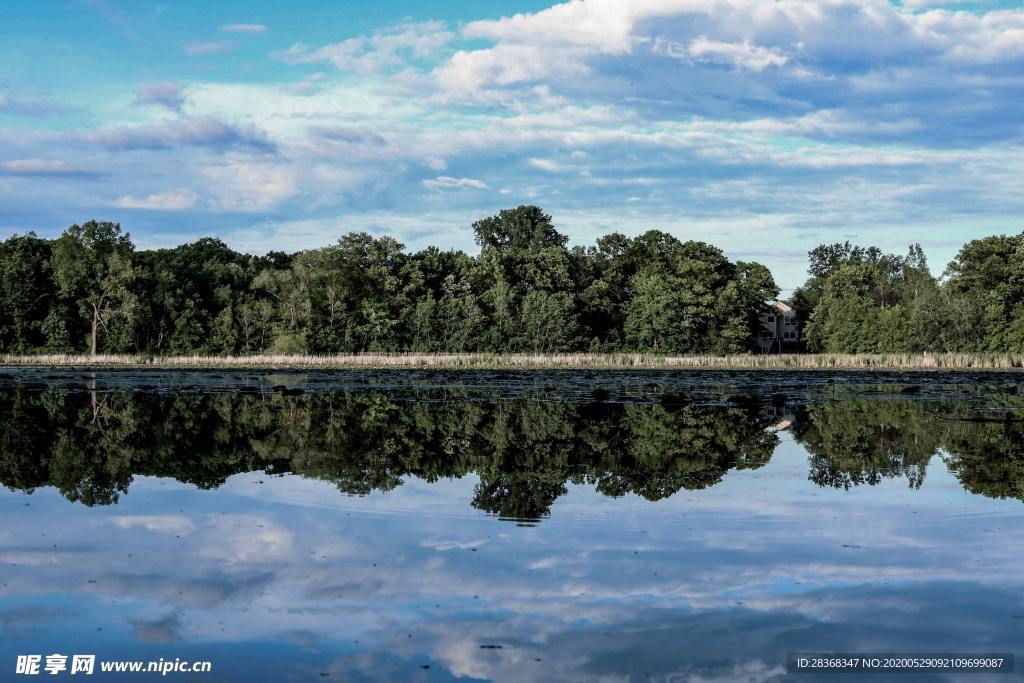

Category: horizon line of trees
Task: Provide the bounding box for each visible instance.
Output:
[0,206,777,356]
[0,204,1021,356]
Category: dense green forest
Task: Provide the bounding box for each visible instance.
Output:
[795,237,1024,353]
[0,204,1021,354]
[0,206,776,356]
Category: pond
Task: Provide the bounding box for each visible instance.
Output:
[1,369,1022,681]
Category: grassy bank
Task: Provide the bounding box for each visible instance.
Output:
[3,352,1024,370]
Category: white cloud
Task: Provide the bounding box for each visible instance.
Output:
[115,189,198,210]
[653,34,791,73]
[435,43,591,98]
[198,515,294,563]
[0,159,91,176]
[219,210,473,255]
[111,515,196,534]
[275,22,453,74]
[202,162,298,211]
[461,0,639,53]
[684,36,789,71]
[529,158,566,173]
[422,176,490,190]
[183,81,408,138]
[220,23,267,34]
[431,0,1024,135]
[421,537,491,551]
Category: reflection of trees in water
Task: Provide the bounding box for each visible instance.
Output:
[791,394,1024,501]
[943,420,1024,501]
[792,400,943,490]
[594,404,776,500]
[0,390,776,519]
[4,388,1024,515]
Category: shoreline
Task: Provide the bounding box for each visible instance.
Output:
[2,352,1024,371]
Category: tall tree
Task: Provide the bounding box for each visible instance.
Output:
[624,270,692,353]
[944,233,1024,351]
[0,232,54,352]
[472,205,567,253]
[50,221,136,355]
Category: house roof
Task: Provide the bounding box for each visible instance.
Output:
[771,300,795,315]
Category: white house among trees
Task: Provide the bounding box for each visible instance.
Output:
[758,301,800,353]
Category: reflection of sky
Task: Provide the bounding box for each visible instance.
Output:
[2,436,1023,682]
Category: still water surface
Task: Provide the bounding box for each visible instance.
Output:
[1,369,1023,681]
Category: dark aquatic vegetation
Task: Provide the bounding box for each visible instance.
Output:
[1,370,1023,681]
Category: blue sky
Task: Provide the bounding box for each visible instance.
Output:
[1,0,1022,289]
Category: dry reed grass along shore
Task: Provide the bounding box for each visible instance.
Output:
[2,352,1024,370]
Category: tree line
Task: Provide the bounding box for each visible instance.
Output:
[795,236,1024,353]
[0,206,776,355]
[0,204,1021,355]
